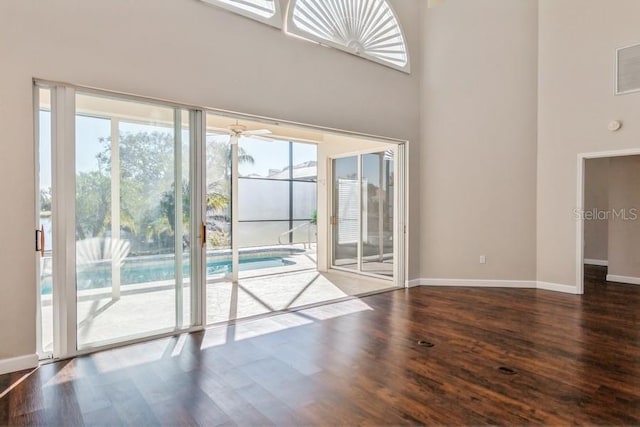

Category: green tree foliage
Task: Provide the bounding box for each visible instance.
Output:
[75,129,255,254]
[76,130,178,255]
[160,181,191,234]
[204,137,254,248]
[75,171,111,240]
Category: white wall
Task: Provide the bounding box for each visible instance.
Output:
[537,0,640,288]
[7,0,639,371]
[584,158,609,262]
[0,0,421,361]
[420,0,538,281]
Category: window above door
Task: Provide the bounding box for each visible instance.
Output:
[286,0,410,73]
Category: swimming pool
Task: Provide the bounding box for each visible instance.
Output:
[40,249,302,294]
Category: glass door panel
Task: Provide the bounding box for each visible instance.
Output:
[204,125,232,325]
[361,152,394,277]
[75,92,191,349]
[204,131,232,281]
[37,87,54,355]
[332,156,359,271]
[332,149,397,280]
[177,110,192,328]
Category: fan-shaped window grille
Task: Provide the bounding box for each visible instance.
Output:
[201,0,281,28]
[286,0,410,73]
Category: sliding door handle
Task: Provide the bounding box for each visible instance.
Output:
[35,225,45,256]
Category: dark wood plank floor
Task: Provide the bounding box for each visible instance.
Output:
[2,265,640,426]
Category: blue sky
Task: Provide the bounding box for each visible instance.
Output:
[39,111,318,189]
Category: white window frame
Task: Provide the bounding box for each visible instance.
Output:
[200,0,282,28]
[285,0,411,73]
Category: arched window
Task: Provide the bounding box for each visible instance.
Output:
[286,0,410,73]
[201,0,282,28]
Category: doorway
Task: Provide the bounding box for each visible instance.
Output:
[578,149,640,293]
[203,115,321,324]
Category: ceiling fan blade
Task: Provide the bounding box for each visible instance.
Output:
[245,134,276,142]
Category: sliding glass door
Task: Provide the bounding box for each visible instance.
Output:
[36,80,404,359]
[331,149,397,280]
[36,82,202,356]
[74,92,194,348]
[361,151,394,276]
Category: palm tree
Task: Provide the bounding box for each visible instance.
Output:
[205,136,254,247]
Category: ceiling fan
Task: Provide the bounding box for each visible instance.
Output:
[208,122,272,143]
[208,121,321,144]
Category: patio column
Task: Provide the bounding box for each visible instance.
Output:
[174,110,184,327]
[231,135,239,283]
[110,118,121,300]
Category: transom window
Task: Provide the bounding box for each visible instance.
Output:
[286,0,410,73]
[201,0,281,27]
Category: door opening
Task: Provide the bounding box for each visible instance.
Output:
[581,153,640,293]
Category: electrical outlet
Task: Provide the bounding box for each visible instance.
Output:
[480,255,486,264]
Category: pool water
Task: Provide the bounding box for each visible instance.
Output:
[207,257,293,275]
[40,256,293,294]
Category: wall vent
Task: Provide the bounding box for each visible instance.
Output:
[616,43,640,95]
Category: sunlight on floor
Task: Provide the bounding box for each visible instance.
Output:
[207,270,391,324]
[42,289,378,384]
[41,267,392,352]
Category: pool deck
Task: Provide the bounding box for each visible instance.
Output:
[40,248,394,352]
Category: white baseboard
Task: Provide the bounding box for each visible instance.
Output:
[584,259,608,267]
[536,281,581,294]
[413,278,579,294]
[407,278,423,288]
[418,278,537,288]
[606,274,640,285]
[0,354,38,375]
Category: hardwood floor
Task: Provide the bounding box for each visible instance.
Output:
[2,266,640,425]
